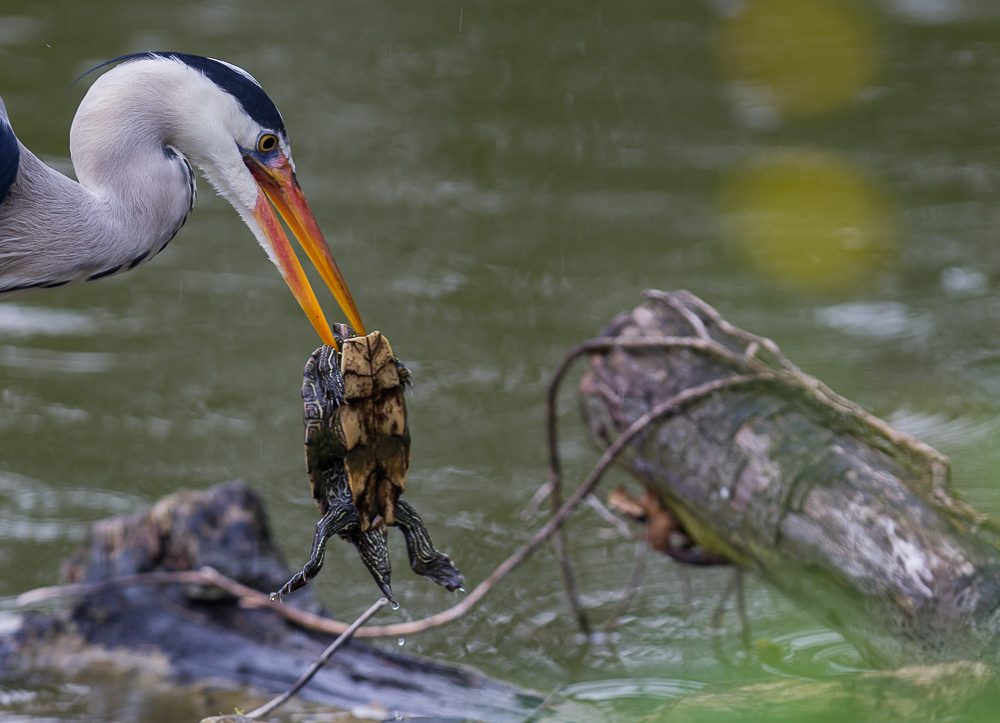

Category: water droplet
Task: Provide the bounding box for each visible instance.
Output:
[397,637,405,647]
[390,601,400,611]
[458,586,466,594]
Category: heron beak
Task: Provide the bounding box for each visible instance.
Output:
[245,154,366,345]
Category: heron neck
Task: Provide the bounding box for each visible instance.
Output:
[0,136,193,297]
[70,77,196,238]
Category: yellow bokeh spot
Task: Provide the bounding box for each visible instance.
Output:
[723,150,895,290]
[719,0,878,120]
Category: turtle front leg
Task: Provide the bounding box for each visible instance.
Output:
[394,500,465,592]
[396,359,413,390]
[271,502,358,601]
[347,522,397,607]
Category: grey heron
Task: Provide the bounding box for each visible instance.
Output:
[0,52,364,346]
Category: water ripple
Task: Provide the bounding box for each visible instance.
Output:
[886,408,998,448]
[0,304,97,338]
[0,472,141,543]
[0,346,115,374]
[561,677,707,702]
[815,301,932,339]
[758,627,869,677]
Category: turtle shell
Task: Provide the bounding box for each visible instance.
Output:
[304,331,410,532]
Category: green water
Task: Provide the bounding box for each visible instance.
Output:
[2,1,1000,720]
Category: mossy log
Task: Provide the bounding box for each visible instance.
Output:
[578,290,1000,668]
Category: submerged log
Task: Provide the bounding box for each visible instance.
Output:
[578,290,1000,668]
[4,481,539,722]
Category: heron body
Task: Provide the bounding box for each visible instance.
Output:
[0,52,364,344]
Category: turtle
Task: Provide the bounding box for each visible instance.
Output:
[271,324,464,605]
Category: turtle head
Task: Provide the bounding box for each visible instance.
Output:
[331,322,357,346]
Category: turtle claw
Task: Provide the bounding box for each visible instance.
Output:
[410,551,465,592]
[396,360,413,390]
[375,581,397,609]
[271,551,326,601]
[272,503,356,601]
[270,567,308,601]
[395,500,465,592]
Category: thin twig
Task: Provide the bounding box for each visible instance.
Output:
[586,494,633,538]
[629,292,996,535]
[604,537,648,632]
[18,374,764,640]
[17,570,211,607]
[543,335,748,632]
[678,564,693,612]
[523,683,566,723]
[655,289,710,341]
[710,568,738,631]
[521,480,552,519]
[708,568,752,665]
[734,568,752,654]
[550,517,590,634]
[245,597,388,719]
[645,290,963,504]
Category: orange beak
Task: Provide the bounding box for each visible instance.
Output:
[246,154,366,347]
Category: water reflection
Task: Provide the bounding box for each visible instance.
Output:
[0,304,98,338]
[757,628,871,677]
[562,677,707,702]
[722,150,896,290]
[0,346,115,374]
[0,472,140,544]
[719,0,879,124]
[815,301,930,339]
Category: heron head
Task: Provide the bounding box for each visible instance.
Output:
[81,53,365,346]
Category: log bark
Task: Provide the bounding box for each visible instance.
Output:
[578,290,1000,668]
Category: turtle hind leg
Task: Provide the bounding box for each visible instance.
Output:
[347,522,397,607]
[394,500,465,592]
[271,503,357,601]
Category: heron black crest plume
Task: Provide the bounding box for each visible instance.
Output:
[0,52,363,344]
[73,52,286,136]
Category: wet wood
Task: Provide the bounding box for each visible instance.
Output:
[578,290,1000,668]
[4,481,539,722]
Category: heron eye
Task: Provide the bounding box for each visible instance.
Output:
[257,133,278,153]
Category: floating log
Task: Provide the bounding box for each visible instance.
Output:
[578,290,1000,668]
[5,481,539,722]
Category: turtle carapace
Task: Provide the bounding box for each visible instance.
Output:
[272,324,464,605]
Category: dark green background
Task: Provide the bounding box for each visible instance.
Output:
[3,1,1000,720]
